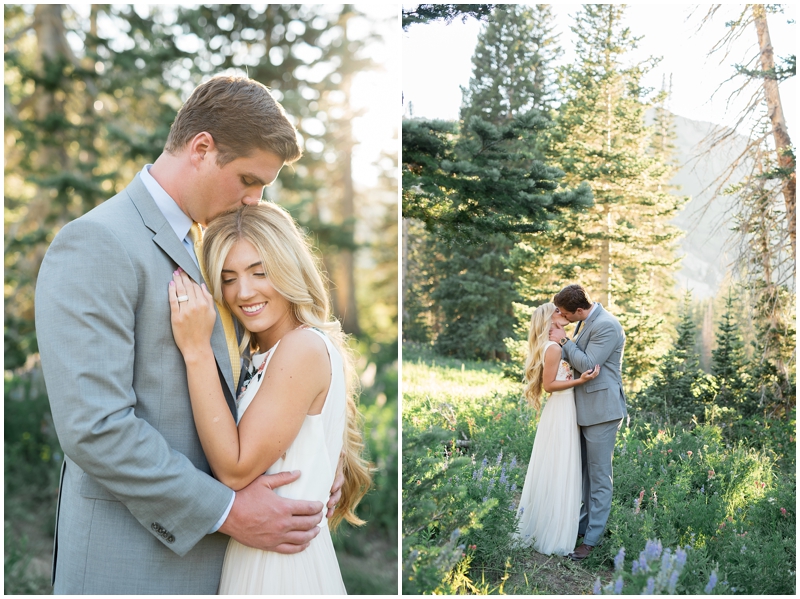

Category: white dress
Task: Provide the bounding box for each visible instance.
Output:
[514,341,582,556]
[218,328,347,594]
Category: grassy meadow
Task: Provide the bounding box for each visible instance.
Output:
[402,343,796,595]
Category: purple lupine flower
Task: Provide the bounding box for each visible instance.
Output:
[511,483,517,493]
[496,450,503,465]
[644,539,662,561]
[704,571,717,594]
[668,570,680,594]
[614,576,624,594]
[472,470,479,480]
[632,558,642,575]
[675,547,687,568]
[510,456,517,468]
[645,577,655,594]
[482,457,488,468]
[482,496,488,502]
[614,547,626,572]
[593,578,602,595]
[660,548,672,573]
[499,466,508,485]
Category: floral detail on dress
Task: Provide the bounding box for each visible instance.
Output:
[558,360,573,381]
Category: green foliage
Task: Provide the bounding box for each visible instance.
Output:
[432,235,519,360]
[402,114,593,243]
[634,294,718,425]
[403,347,796,595]
[402,4,496,30]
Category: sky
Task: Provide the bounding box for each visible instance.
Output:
[402,3,797,136]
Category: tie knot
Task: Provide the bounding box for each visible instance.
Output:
[188,222,203,246]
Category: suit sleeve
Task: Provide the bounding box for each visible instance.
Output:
[35,219,232,556]
[562,317,622,374]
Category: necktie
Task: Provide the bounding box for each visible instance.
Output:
[188,223,241,387]
[573,320,582,339]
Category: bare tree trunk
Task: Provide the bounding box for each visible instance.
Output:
[334,8,360,336]
[753,4,796,258]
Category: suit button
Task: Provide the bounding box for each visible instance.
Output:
[167,534,175,543]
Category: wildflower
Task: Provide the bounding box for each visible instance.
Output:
[482,496,488,502]
[700,485,705,494]
[645,577,655,594]
[614,547,626,572]
[519,506,524,516]
[668,448,672,453]
[768,497,776,503]
[614,576,623,594]
[652,491,658,508]
[450,529,461,541]
[499,467,508,485]
[482,457,488,468]
[675,547,687,568]
[740,545,747,554]
[593,578,602,595]
[644,539,662,561]
[469,544,477,551]
[496,450,503,465]
[704,570,717,594]
[472,470,479,480]
[510,483,517,493]
[708,469,715,479]
[687,450,693,457]
[780,507,787,517]
[510,456,517,469]
[668,570,680,594]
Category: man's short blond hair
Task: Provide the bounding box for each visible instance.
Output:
[165,76,302,166]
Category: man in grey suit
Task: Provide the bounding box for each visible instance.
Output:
[35,76,341,594]
[549,284,626,561]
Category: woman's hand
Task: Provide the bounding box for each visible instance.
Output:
[578,364,600,383]
[168,268,217,359]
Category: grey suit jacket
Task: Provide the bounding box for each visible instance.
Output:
[35,175,237,594]
[561,303,627,427]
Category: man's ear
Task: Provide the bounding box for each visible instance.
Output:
[188,132,216,167]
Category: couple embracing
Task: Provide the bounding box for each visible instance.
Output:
[515,284,627,561]
[35,76,370,594]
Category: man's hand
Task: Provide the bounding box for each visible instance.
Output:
[549,323,567,343]
[326,455,345,519]
[218,471,323,553]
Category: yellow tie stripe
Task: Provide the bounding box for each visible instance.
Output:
[189,223,241,386]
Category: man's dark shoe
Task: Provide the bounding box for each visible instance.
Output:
[568,543,594,561]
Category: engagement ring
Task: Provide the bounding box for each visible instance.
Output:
[177,295,189,303]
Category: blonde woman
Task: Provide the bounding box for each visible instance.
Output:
[514,302,599,556]
[168,202,371,594]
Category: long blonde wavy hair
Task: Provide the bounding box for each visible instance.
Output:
[523,302,557,411]
[202,202,372,530]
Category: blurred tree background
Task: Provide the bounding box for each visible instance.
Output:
[4,4,398,594]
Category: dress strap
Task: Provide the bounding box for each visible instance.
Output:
[301,328,335,416]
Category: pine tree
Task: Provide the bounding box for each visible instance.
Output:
[403,113,592,243]
[460,4,561,125]
[544,4,686,310]
[710,288,748,410]
[636,293,718,425]
[432,235,519,360]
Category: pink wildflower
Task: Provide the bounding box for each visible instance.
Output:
[780,508,787,517]
[708,469,715,479]
[687,451,693,457]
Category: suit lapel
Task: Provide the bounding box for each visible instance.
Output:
[125,175,236,399]
[575,303,605,348]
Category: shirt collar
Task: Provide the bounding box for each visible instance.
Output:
[140,164,193,243]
